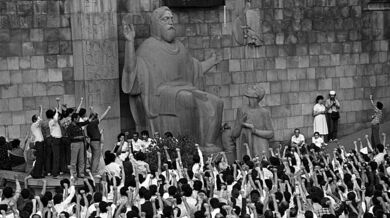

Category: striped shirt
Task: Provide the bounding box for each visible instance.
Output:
[371,107,383,125]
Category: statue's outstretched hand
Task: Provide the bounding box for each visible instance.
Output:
[210,51,222,65]
[123,21,135,41]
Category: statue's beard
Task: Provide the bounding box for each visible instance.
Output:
[161,27,176,43]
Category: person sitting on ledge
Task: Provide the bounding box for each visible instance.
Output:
[290,128,305,148]
[8,134,30,172]
[311,131,326,150]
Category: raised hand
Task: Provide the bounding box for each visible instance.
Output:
[209,50,222,65]
[123,21,135,41]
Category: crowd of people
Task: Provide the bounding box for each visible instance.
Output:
[0,97,112,179]
[0,93,387,218]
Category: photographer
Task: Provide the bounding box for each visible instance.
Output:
[325,90,341,142]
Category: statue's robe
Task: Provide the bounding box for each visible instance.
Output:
[122,37,223,146]
[232,105,274,158]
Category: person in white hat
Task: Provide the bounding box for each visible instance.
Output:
[325,90,341,142]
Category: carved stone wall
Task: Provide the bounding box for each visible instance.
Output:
[0,0,74,139]
[119,0,390,142]
[70,0,120,147]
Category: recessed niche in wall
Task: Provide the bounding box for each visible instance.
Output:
[368,0,390,10]
[163,0,225,8]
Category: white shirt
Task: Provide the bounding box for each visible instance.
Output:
[49,112,62,138]
[87,203,99,217]
[374,152,386,164]
[79,117,88,130]
[291,134,305,146]
[31,117,44,142]
[105,162,121,178]
[312,137,324,148]
[141,138,153,150]
[192,148,204,175]
[54,185,75,213]
[116,141,129,152]
[211,208,220,218]
[131,139,143,152]
[262,167,273,180]
[185,196,197,213]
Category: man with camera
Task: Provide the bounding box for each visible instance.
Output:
[325,90,341,142]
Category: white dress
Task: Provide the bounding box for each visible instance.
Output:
[313,103,328,135]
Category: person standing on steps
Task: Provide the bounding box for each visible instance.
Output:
[325,90,341,142]
[313,95,328,140]
[370,94,384,150]
[87,105,111,177]
[47,98,65,178]
[68,113,91,179]
[30,105,45,178]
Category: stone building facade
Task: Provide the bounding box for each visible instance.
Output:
[0,0,121,144]
[0,0,389,145]
[119,0,390,142]
[0,0,74,139]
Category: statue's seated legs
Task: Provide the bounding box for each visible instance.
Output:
[151,89,223,149]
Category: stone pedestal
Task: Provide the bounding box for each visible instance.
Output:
[70,0,120,149]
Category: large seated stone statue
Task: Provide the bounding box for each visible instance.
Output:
[232,86,274,158]
[121,7,223,152]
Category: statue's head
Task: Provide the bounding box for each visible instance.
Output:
[244,85,265,101]
[151,7,176,43]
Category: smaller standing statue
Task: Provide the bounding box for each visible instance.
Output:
[232,86,274,158]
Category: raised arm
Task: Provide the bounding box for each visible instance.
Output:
[365,135,373,152]
[81,190,89,208]
[40,179,47,197]
[38,105,43,119]
[53,108,59,122]
[56,97,61,110]
[163,146,172,162]
[76,194,81,218]
[13,176,21,202]
[36,196,43,214]
[21,131,30,150]
[115,201,126,218]
[89,106,95,114]
[99,106,111,122]
[122,22,137,94]
[382,133,386,146]
[63,180,76,205]
[157,152,162,175]
[244,143,251,159]
[195,144,204,168]
[369,95,377,110]
[31,199,37,215]
[76,97,84,113]
[176,148,183,170]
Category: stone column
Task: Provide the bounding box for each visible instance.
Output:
[70,0,120,148]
